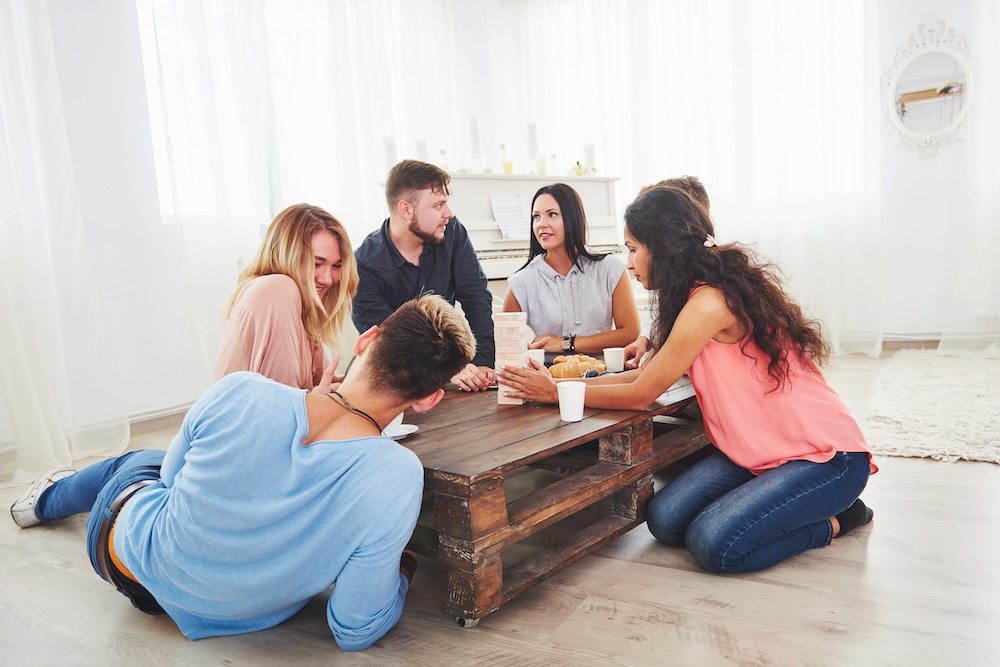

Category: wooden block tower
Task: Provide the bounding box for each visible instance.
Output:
[494,312,527,405]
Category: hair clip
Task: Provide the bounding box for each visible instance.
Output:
[703,234,717,248]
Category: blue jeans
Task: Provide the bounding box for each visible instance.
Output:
[35,449,165,588]
[646,450,871,573]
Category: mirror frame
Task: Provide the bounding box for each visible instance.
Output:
[880,14,972,158]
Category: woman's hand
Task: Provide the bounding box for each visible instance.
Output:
[310,354,343,394]
[496,358,559,404]
[528,335,551,350]
[624,336,649,369]
[531,334,563,353]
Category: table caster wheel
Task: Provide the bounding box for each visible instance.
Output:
[456,616,479,628]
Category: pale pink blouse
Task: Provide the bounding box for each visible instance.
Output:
[214,274,325,390]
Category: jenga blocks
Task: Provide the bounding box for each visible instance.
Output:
[494,312,527,405]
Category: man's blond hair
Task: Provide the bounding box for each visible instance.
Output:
[365,295,475,401]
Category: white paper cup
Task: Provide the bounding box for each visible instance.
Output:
[557,381,586,422]
[387,412,404,433]
[525,348,546,366]
[603,347,625,373]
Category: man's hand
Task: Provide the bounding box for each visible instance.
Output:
[451,363,496,392]
[399,549,418,582]
[624,336,649,369]
[310,354,343,394]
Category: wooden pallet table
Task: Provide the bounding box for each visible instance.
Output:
[403,379,709,627]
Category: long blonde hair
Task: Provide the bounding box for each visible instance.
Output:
[226,204,359,347]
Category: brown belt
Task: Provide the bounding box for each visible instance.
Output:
[95,480,157,587]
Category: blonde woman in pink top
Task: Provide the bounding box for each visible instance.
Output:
[498,186,876,573]
[215,204,359,391]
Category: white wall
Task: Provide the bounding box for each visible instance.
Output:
[37,0,978,421]
[877,0,971,337]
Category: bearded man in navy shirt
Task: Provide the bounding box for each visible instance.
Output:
[353,159,496,391]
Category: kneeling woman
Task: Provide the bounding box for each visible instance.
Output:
[498,186,876,573]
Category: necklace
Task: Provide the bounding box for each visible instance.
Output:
[326,391,383,435]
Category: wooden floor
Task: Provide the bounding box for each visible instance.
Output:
[2,351,999,666]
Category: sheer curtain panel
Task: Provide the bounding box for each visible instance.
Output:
[0,1,129,486]
[502,0,883,356]
[136,0,277,385]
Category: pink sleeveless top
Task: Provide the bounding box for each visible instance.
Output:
[214,274,326,390]
[687,338,876,476]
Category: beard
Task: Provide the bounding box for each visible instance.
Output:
[409,210,446,245]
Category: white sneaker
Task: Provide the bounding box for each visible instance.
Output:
[10,468,76,528]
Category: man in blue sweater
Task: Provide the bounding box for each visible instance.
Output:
[10,295,475,652]
[353,159,496,392]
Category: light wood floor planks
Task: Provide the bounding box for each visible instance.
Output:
[2,350,999,666]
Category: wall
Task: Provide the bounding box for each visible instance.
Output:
[877,0,972,337]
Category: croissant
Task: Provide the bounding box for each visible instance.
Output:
[549,354,607,379]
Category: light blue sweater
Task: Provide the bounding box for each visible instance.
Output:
[114,372,424,651]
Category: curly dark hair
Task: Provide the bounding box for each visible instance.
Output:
[624,187,829,391]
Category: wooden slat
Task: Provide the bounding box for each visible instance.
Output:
[429,410,671,480]
[420,422,710,557]
[499,514,638,606]
[405,390,698,481]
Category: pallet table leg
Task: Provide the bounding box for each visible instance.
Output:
[611,473,655,521]
[445,551,503,623]
[598,419,653,465]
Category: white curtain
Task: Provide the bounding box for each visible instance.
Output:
[139,0,466,246]
[499,0,882,356]
[135,0,883,375]
[262,0,464,242]
[0,1,129,486]
[136,0,277,385]
[138,0,466,365]
[939,0,1000,357]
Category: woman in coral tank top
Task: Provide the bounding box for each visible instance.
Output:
[498,185,876,573]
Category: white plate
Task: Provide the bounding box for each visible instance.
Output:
[386,424,418,440]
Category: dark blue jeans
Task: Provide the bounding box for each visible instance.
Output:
[35,449,166,599]
[646,450,870,573]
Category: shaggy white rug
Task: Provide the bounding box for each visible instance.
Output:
[865,349,1000,463]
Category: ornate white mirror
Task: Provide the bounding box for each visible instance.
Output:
[881,14,971,158]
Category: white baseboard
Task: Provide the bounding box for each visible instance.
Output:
[129,403,192,435]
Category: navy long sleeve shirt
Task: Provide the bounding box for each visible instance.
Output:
[352,218,495,367]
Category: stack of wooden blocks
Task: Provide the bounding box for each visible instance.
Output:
[494,312,527,405]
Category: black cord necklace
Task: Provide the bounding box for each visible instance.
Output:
[327,391,383,435]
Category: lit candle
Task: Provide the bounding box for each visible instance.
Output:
[469,116,482,158]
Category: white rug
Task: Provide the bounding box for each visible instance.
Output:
[864,349,1000,463]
